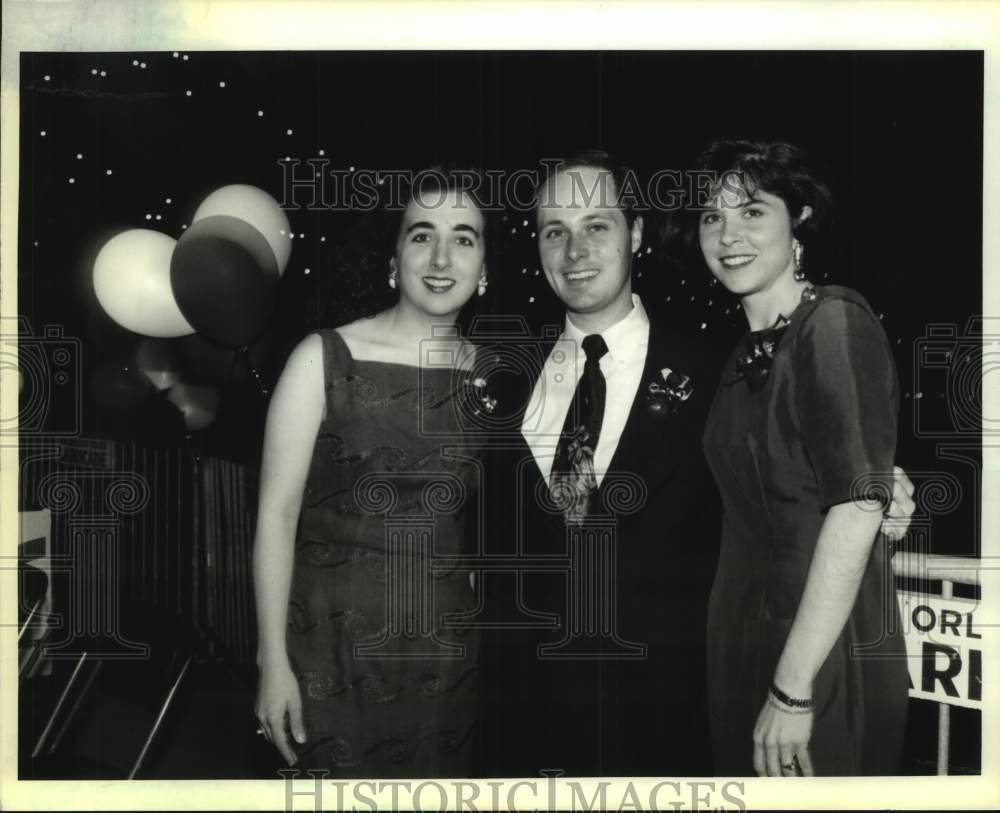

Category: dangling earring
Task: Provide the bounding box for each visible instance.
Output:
[792,240,806,282]
[388,260,398,290]
[478,271,488,297]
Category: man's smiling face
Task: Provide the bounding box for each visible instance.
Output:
[536,165,643,331]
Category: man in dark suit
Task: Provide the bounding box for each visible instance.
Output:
[476,150,724,777]
[474,150,912,778]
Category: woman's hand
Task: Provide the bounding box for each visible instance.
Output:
[255,657,307,765]
[752,695,816,777]
[881,465,916,541]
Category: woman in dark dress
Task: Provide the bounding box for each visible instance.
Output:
[693,141,909,776]
[252,170,490,776]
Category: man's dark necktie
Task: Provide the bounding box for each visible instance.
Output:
[550,333,608,524]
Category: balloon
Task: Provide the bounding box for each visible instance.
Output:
[93,229,195,338]
[137,393,187,441]
[135,339,181,391]
[166,382,220,431]
[192,184,292,275]
[177,331,273,387]
[90,360,153,411]
[170,215,280,348]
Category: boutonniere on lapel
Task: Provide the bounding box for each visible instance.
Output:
[646,367,694,418]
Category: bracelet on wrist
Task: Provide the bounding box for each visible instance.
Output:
[770,681,814,711]
[766,693,813,715]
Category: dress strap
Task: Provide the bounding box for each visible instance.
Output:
[316,328,354,397]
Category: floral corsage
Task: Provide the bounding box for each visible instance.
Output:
[463,376,498,417]
[646,367,694,418]
[730,320,789,392]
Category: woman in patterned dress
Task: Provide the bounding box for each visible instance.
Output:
[252,169,490,776]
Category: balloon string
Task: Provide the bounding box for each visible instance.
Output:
[184,432,201,466]
[229,346,249,387]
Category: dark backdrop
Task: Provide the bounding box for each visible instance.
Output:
[18,50,984,558]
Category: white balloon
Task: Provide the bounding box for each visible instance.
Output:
[192,184,292,275]
[93,229,194,338]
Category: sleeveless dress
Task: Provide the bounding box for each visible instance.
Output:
[286,329,482,777]
[702,285,909,776]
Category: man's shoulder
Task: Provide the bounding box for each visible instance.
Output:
[646,314,728,383]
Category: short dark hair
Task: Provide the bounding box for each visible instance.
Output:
[394,163,489,229]
[663,140,834,270]
[533,149,641,227]
[399,164,480,203]
[324,164,494,326]
[689,140,832,243]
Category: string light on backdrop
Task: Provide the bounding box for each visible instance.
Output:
[13,49,985,784]
[18,51,980,469]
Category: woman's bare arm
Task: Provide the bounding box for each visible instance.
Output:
[753,499,884,776]
[252,332,325,762]
[773,500,884,695]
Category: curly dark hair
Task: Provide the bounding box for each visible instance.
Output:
[663,140,836,276]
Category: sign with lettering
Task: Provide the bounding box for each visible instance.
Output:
[897,591,984,710]
[59,437,114,469]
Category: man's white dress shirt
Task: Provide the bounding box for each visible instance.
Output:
[521,294,650,487]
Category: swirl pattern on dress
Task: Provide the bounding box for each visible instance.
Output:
[287,330,481,776]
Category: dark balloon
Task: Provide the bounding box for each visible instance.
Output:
[176,331,273,388]
[135,338,182,390]
[170,215,280,348]
[90,360,153,411]
[167,382,221,431]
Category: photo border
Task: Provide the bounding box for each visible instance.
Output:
[1,0,997,809]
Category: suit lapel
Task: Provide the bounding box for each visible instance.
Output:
[600,318,687,498]
[515,335,558,491]
[506,335,567,550]
[506,319,704,526]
